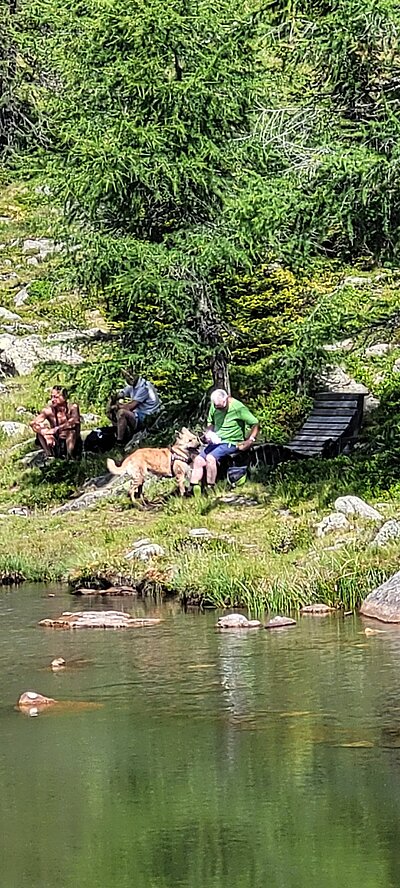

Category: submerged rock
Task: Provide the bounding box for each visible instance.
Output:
[39,610,162,629]
[72,585,137,596]
[360,572,400,623]
[300,604,335,615]
[334,495,382,522]
[265,615,297,629]
[216,613,262,629]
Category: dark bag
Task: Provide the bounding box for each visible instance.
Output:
[227,464,248,487]
[84,426,116,454]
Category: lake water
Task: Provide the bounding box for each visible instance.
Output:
[1,585,400,888]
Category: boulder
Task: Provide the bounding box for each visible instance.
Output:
[334,495,382,522]
[21,449,48,468]
[319,365,379,413]
[371,519,400,548]
[360,571,400,622]
[22,238,62,260]
[125,539,165,561]
[47,328,111,343]
[216,613,262,629]
[316,512,350,537]
[300,604,335,614]
[365,343,392,358]
[51,475,126,514]
[0,333,83,375]
[0,420,26,437]
[0,306,21,322]
[323,338,354,353]
[39,610,162,629]
[265,615,297,629]
[14,287,31,308]
[393,358,400,374]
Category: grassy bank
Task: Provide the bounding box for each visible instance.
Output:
[0,467,399,614]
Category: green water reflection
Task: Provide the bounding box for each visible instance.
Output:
[1,586,400,888]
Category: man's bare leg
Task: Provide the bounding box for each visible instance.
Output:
[36,431,55,457]
[205,454,218,485]
[191,455,206,485]
[64,429,80,457]
[116,408,138,443]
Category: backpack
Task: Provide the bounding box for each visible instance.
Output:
[227,464,248,487]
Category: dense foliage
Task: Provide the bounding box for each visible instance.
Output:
[3,0,400,428]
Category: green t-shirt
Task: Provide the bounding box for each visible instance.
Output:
[207,398,258,445]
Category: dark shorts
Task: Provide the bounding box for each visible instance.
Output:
[199,442,238,462]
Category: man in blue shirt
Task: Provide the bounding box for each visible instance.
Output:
[108,369,161,445]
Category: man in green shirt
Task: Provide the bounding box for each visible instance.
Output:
[190,389,259,494]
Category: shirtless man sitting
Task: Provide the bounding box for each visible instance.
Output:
[30,386,82,459]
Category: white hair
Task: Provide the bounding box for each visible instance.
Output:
[211,389,229,406]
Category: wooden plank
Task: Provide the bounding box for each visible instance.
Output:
[301,420,350,430]
[312,400,359,410]
[315,392,363,402]
[309,407,358,417]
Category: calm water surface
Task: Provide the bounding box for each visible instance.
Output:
[1,585,400,888]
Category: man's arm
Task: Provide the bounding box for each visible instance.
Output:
[237,422,259,451]
[30,407,53,434]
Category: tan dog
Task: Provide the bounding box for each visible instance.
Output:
[107,427,199,501]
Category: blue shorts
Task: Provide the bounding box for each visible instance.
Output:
[199,442,238,462]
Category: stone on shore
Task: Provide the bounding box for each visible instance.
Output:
[316,512,350,537]
[370,519,400,547]
[125,540,165,560]
[360,571,400,622]
[334,495,383,522]
[265,615,297,629]
[0,420,26,437]
[39,610,162,629]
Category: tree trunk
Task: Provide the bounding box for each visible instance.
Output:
[211,351,230,393]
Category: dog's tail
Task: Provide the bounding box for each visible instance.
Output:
[107,457,127,476]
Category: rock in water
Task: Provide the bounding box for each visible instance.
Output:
[216,613,262,629]
[265,616,297,629]
[39,610,162,629]
[300,604,335,615]
[360,572,400,623]
[51,658,66,670]
[334,496,382,522]
[18,691,57,709]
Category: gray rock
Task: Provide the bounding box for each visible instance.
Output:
[21,449,48,468]
[125,540,165,561]
[340,276,372,288]
[51,475,126,514]
[0,333,83,375]
[14,287,31,307]
[365,343,392,358]
[334,495,382,522]
[316,512,351,537]
[323,338,354,353]
[265,615,297,629]
[0,306,21,322]
[217,613,262,629]
[22,238,62,260]
[392,358,400,374]
[371,519,400,548]
[360,571,400,622]
[8,506,30,517]
[319,365,379,413]
[81,412,100,424]
[0,420,26,437]
[300,604,335,614]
